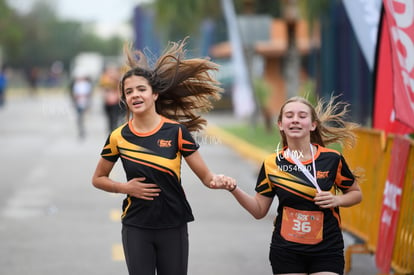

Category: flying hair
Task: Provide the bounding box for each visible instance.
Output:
[278,95,359,148]
[119,37,223,132]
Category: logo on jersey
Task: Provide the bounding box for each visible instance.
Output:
[317,171,329,179]
[158,139,172,148]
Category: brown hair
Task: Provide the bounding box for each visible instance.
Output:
[119,38,222,132]
[277,95,359,148]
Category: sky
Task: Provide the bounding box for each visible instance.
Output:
[7,0,153,38]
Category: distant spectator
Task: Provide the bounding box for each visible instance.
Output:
[26,67,39,97]
[47,61,64,87]
[0,67,7,107]
[99,66,124,133]
[70,76,93,139]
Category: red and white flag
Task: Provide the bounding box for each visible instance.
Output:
[374,0,414,133]
[375,135,410,273]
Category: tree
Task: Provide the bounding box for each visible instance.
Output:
[0,0,24,63]
[153,0,222,40]
[0,0,125,82]
[284,0,330,99]
[151,0,331,118]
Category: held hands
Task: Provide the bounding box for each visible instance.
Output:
[125,177,161,200]
[122,175,237,200]
[209,174,237,192]
[314,191,341,208]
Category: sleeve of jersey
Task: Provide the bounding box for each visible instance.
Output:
[100,134,120,162]
[255,163,276,197]
[335,155,355,191]
[178,126,200,157]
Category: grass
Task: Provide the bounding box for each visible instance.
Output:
[223,123,280,153]
[223,122,343,153]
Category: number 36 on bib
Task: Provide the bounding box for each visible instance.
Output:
[281,207,324,245]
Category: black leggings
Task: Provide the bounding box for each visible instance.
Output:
[122,224,189,275]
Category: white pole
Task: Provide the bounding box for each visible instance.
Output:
[220,0,255,118]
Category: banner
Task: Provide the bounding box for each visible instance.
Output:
[373,2,414,133]
[375,135,410,273]
[343,0,382,71]
[383,0,414,131]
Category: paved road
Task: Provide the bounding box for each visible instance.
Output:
[0,89,379,274]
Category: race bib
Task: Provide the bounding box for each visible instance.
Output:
[281,207,324,245]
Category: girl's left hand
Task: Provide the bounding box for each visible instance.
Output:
[209,174,236,190]
[314,191,341,208]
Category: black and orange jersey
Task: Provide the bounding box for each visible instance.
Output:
[255,145,355,253]
[100,116,199,229]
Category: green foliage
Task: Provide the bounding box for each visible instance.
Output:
[254,0,281,17]
[223,122,344,154]
[0,0,24,60]
[0,0,123,71]
[153,0,221,38]
[299,79,317,106]
[297,0,332,30]
[152,0,284,44]
[223,123,280,153]
[253,77,271,108]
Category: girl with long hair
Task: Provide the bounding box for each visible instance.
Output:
[224,95,362,275]
[92,38,234,275]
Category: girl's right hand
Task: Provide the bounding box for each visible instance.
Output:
[124,177,161,200]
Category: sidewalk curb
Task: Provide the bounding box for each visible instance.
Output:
[205,124,269,165]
